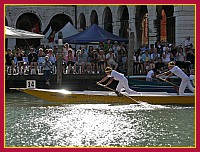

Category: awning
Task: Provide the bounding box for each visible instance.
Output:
[5,26,45,39]
[62,24,128,44]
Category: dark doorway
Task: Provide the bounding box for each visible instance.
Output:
[16,13,41,48]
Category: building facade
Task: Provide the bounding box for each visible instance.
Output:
[5,5,195,49]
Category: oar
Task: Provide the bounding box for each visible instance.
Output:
[97,83,141,104]
[157,77,179,93]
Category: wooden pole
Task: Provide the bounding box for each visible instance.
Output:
[57,34,63,87]
[127,32,135,76]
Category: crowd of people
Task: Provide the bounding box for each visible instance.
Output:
[133,40,195,76]
[5,40,127,75]
[5,38,195,80]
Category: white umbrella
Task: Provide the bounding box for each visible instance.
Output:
[5,26,44,39]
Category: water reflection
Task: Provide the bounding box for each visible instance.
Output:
[5,92,194,147]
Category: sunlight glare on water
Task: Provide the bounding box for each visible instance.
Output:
[5,93,195,147]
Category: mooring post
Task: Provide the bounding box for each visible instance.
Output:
[57,32,63,87]
[127,31,135,76]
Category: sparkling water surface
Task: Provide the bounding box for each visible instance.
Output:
[5,92,195,147]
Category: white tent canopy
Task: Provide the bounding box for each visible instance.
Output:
[44,26,52,39]
[40,26,52,45]
[54,22,79,41]
[5,26,44,39]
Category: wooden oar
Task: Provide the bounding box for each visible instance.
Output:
[157,77,179,93]
[97,83,141,104]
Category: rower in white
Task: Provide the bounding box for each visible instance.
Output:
[156,61,194,95]
[97,67,140,95]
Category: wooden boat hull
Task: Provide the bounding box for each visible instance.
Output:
[11,88,195,106]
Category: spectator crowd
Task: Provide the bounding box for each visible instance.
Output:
[5,38,195,79]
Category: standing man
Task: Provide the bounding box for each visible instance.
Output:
[97,67,140,95]
[156,61,194,95]
[28,48,38,75]
[43,56,53,86]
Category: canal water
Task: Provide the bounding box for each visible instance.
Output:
[5,92,195,147]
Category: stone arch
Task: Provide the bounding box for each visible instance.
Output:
[16,12,42,47]
[16,12,41,32]
[13,10,43,28]
[156,5,175,44]
[79,13,86,31]
[43,14,73,34]
[118,5,129,38]
[90,10,98,25]
[135,5,148,47]
[103,7,113,33]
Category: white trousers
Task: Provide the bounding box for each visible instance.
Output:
[179,78,195,95]
[116,78,138,94]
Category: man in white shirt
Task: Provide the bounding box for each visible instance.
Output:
[97,67,139,95]
[146,68,157,81]
[156,61,194,95]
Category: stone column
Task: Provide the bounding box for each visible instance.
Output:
[147,6,158,46]
[174,5,195,46]
[7,22,17,49]
[7,39,16,49]
[113,19,121,36]
[126,7,136,76]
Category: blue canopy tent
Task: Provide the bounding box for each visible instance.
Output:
[61,24,128,44]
